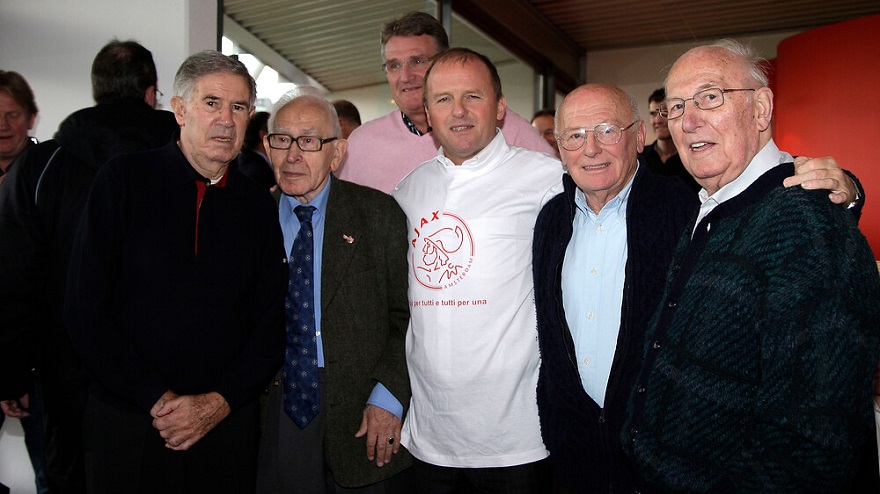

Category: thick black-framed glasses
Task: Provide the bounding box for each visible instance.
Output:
[659,88,755,120]
[267,134,337,152]
[557,121,638,151]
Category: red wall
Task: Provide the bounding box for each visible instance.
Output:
[774,14,880,255]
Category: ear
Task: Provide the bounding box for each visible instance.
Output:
[496,95,507,123]
[329,138,348,173]
[636,119,647,153]
[753,87,773,132]
[26,112,37,131]
[145,86,158,109]
[170,96,186,126]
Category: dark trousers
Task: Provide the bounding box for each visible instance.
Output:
[257,370,414,494]
[83,393,260,494]
[413,457,551,494]
[0,376,50,494]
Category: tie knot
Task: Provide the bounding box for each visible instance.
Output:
[294,205,316,224]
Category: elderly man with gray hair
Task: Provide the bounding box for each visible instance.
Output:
[64,50,287,493]
[622,39,880,492]
[256,87,412,493]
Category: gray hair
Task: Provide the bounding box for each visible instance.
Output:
[173,50,256,106]
[268,86,342,137]
[668,39,769,88]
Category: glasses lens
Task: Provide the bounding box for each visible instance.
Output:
[664,99,686,120]
[269,134,292,149]
[594,124,621,146]
[695,88,724,110]
[297,136,321,151]
[559,130,584,151]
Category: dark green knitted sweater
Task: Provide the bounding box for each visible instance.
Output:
[624,163,880,493]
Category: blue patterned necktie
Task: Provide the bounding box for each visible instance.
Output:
[283,205,319,428]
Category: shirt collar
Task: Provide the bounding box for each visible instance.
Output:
[401,112,430,136]
[436,128,506,168]
[279,175,332,226]
[697,138,792,207]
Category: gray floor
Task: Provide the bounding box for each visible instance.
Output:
[0,418,35,493]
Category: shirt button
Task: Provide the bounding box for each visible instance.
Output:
[583,358,590,365]
[597,225,603,233]
[590,268,598,276]
[587,313,594,321]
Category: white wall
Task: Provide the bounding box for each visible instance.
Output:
[586,31,800,142]
[0,0,218,142]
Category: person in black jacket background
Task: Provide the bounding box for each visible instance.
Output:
[0,39,177,493]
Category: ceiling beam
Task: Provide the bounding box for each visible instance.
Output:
[451,0,583,93]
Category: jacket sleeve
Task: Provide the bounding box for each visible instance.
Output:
[63,162,169,412]
[0,146,49,399]
[369,195,411,409]
[736,191,880,491]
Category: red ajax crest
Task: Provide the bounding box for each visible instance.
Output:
[410,211,474,290]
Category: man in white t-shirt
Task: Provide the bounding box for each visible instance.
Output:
[392,47,561,493]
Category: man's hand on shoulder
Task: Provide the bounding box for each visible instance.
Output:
[355,404,402,467]
[785,156,858,205]
[151,391,230,451]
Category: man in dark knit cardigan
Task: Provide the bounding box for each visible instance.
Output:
[622,40,880,492]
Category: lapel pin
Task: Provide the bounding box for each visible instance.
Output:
[343,234,355,244]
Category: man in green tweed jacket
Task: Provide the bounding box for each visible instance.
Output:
[623,39,880,492]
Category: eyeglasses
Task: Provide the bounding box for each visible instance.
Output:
[382,56,433,74]
[659,87,755,120]
[267,134,337,152]
[557,121,638,151]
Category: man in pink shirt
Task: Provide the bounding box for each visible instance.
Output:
[337,11,554,193]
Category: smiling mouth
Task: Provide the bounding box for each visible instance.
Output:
[580,163,610,171]
[690,142,711,151]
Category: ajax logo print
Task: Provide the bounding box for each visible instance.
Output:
[410,211,474,290]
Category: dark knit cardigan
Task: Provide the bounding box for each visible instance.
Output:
[623,163,880,493]
[533,167,696,493]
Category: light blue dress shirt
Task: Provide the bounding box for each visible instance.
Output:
[560,170,636,408]
[279,177,402,418]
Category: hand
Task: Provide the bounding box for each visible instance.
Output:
[354,404,402,467]
[785,156,856,205]
[1,394,30,418]
[151,391,230,451]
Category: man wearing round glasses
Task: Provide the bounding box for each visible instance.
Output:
[622,40,879,492]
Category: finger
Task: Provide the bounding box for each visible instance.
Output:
[354,414,368,439]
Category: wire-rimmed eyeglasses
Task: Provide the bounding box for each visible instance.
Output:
[557,121,638,151]
[267,134,337,152]
[659,88,756,120]
[382,56,433,74]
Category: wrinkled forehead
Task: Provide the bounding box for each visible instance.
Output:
[667,47,747,96]
[273,99,332,133]
[558,88,632,131]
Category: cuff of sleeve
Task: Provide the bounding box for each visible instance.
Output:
[367,382,403,419]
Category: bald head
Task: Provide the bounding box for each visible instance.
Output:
[556,84,646,213]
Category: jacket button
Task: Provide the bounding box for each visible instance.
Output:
[667,300,677,309]
[652,341,661,350]
[637,385,646,394]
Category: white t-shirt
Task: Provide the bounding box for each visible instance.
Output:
[392,130,563,468]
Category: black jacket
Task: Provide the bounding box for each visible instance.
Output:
[0,98,177,399]
[532,167,695,493]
